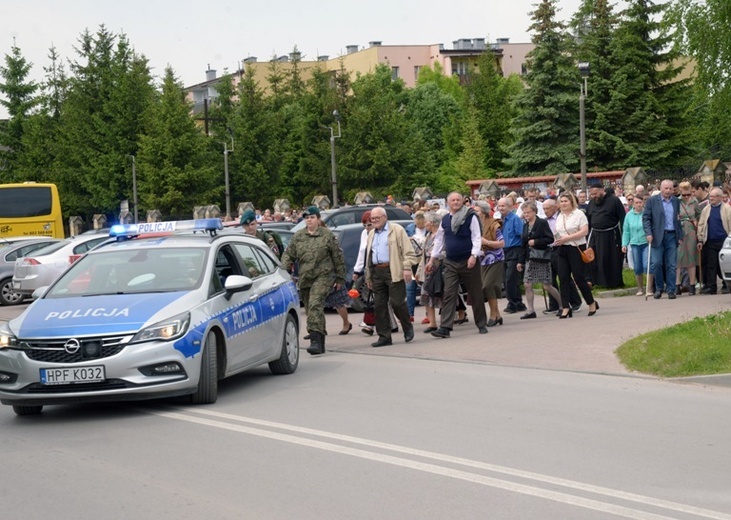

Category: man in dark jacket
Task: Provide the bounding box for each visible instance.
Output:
[643,180,684,299]
[586,182,626,288]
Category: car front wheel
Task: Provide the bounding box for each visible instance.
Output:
[190,330,218,404]
[269,314,299,375]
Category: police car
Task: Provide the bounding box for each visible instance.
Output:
[0,219,300,416]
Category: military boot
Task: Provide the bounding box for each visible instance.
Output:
[307,332,325,355]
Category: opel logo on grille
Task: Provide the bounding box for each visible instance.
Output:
[64,339,81,354]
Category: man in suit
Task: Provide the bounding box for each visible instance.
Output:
[642,180,684,299]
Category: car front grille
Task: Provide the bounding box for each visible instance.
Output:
[22,335,132,364]
[24,379,131,393]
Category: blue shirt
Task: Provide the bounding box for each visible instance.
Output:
[502,212,523,248]
[662,197,675,231]
[371,222,390,263]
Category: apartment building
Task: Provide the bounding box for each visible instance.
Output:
[185,38,533,115]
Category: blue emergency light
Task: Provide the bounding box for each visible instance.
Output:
[109,218,223,239]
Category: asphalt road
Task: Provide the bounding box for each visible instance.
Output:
[1,295,730,519]
[1,354,730,519]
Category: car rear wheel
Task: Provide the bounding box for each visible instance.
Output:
[269,314,299,375]
[0,277,23,306]
[190,331,218,404]
[13,405,43,416]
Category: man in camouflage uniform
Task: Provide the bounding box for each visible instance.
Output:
[281,206,346,355]
[240,209,284,259]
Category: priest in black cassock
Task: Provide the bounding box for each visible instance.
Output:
[586,182,626,288]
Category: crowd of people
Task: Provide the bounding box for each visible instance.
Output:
[255,178,730,354]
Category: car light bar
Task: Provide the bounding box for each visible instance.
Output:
[109,219,223,238]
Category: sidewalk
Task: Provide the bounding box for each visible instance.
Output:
[321,292,731,379]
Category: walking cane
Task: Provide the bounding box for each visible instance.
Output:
[645,244,652,301]
[542,286,548,310]
[698,243,703,293]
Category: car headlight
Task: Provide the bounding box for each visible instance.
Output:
[0,322,18,349]
[131,312,190,344]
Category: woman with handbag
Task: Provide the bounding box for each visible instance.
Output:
[474,201,505,326]
[416,211,443,333]
[676,181,701,294]
[553,192,599,318]
[515,201,562,319]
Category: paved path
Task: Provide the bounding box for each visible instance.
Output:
[321,291,731,377]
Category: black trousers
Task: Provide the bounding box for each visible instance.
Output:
[371,266,412,341]
[503,247,524,310]
[557,245,595,308]
[547,249,581,310]
[701,239,724,291]
[440,258,487,329]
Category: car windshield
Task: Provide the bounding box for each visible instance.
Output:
[44,247,209,298]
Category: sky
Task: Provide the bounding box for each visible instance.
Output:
[2,0,583,117]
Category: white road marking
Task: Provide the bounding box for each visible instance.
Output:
[143,407,730,520]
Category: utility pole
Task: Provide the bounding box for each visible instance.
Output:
[578,62,590,193]
[330,110,342,207]
[223,137,234,218]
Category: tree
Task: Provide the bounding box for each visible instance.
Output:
[338,65,415,197]
[510,0,580,175]
[54,26,156,217]
[0,42,39,177]
[14,46,68,183]
[571,0,623,169]
[605,0,694,170]
[465,53,523,172]
[137,67,218,217]
[667,0,731,160]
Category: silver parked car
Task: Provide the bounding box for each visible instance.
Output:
[0,237,60,305]
[12,234,111,298]
[0,219,300,415]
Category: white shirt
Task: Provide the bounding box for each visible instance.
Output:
[555,210,588,246]
[430,213,482,260]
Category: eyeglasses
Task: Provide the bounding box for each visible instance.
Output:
[370,216,384,222]
[681,194,692,197]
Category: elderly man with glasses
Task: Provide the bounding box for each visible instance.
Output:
[697,187,731,295]
[364,207,417,347]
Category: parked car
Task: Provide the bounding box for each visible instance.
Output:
[0,218,300,416]
[719,236,731,283]
[291,204,412,232]
[0,238,60,305]
[12,235,111,299]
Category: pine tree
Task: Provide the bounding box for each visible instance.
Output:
[605,0,694,170]
[571,0,622,169]
[510,0,580,175]
[55,26,156,217]
[137,67,218,217]
[0,42,39,177]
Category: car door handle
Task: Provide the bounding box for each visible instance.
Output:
[249,294,259,301]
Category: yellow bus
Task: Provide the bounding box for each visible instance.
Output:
[0,182,65,238]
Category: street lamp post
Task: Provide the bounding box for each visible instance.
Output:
[128,155,139,224]
[578,62,590,193]
[329,110,342,207]
[223,137,234,218]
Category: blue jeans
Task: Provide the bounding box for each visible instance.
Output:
[406,279,416,317]
[650,232,677,294]
[631,243,648,276]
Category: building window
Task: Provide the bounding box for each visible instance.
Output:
[392,66,400,80]
[414,65,422,81]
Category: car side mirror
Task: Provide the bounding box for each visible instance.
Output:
[224,275,254,299]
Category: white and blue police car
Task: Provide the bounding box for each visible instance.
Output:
[0,219,300,415]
